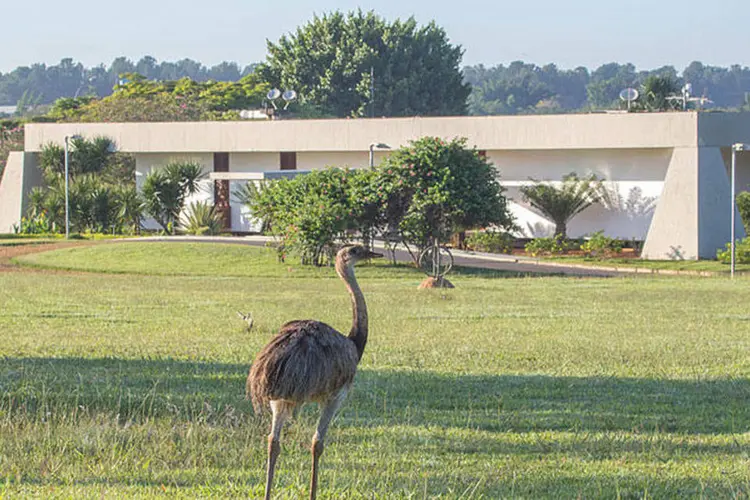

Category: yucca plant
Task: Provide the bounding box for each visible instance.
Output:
[184,201,223,235]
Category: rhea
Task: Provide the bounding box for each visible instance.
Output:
[247,244,382,500]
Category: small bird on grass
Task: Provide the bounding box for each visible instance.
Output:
[237,311,254,331]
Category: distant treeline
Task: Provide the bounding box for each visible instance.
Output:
[2,56,750,114]
[0,57,257,109]
[464,61,750,114]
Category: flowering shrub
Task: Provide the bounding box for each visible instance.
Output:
[717,237,750,264]
[14,212,53,234]
[580,230,623,257]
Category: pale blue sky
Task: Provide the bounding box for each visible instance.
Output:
[2,0,748,73]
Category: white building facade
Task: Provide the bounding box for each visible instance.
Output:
[2,112,749,259]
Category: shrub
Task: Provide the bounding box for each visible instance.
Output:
[14,212,53,234]
[737,192,750,235]
[525,235,570,256]
[717,237,750,264]
[465,230,514,254]
[580,230,623,258]
[185,202,223,235]
[243,168,357,266]
[142,161,205,234]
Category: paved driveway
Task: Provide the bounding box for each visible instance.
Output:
[134,236,619,277]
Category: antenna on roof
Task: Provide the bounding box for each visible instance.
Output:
[619,88,639,112]
[282,90,297,110]
[666,83,713,111]
[266,89,281,110]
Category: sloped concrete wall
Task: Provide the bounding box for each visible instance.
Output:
[0,152,24,233]
[642,148,698,259]
[642,146,746,260]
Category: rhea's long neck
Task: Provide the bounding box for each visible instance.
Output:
[336,261,368,361]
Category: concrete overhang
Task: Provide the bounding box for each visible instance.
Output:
[23,112,720,154]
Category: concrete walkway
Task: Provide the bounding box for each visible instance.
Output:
[132,235,621,277]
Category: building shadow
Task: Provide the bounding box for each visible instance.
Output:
[2,357,747,437]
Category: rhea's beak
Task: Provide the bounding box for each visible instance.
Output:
[366,250,384,259]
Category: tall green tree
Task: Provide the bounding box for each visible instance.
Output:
[258,10,470,117]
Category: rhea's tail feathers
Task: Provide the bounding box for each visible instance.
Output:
[246,367,268,414]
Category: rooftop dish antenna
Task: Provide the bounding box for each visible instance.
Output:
[282,90,297,110]
[666,83,713,111]
[619,88,639,111]
[267,88,281,101]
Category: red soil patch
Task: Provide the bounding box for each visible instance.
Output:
[0,241,94,273]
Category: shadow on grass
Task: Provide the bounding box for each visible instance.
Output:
[1,357,747,436]
[8,473,748,499]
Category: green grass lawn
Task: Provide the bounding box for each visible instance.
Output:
[2,242,750,498]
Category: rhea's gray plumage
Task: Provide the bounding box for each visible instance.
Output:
[246,244,382,500]
[247,320,358,411]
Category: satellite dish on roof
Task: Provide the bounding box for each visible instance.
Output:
[281,90,297,110]
[619,88,639,111]
[267,88,281,100]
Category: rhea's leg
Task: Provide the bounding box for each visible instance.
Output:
[309,388,348,500]
[265,400,293,500]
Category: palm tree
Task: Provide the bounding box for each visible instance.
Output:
[520,173,607,239]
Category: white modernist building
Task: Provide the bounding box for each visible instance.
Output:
[2,111,750,259]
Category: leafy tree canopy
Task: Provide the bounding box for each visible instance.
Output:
[258,10,471,117]
[47,73,268,122]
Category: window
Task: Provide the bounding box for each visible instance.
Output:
[214,152,229,172]
[280,152,297,170]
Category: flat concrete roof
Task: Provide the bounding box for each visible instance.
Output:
[23,112,750,154]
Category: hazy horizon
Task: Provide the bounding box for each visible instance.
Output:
[2,0,749,74]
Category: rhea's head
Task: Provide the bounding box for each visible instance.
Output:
[336,245,383,267]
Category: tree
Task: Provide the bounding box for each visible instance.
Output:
[465,62,559,115]
[243,137,513,266]
[258,10,470,117]
[141,161,205,233]
[377,137,515,256]
[519,173,606,239]
[0,120,24,179]
[737,191,750,235]
[48,72,268,122]
[639,75,680,111]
